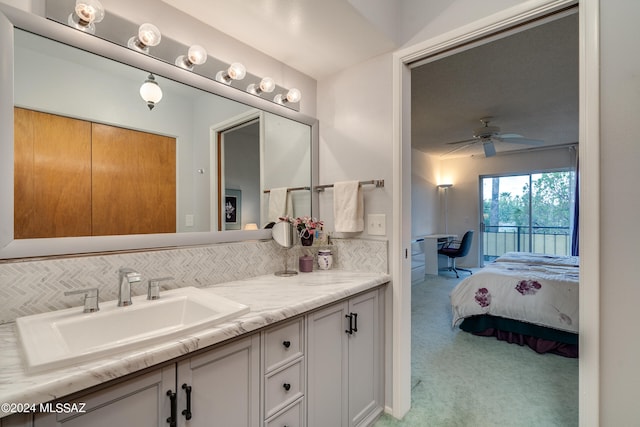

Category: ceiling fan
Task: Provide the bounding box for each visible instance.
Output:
[443,117,544,158]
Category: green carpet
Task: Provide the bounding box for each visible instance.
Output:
[374,272,578,427]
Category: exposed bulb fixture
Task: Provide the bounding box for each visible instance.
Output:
[128,23,162,54]
[67,0,105,34]
[139,73,163,110]
[274,88,301,105]
[247,77,275,96]
[175,45,208,70]
[215,62,246,84]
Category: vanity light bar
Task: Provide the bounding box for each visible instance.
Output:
[59,3,302,109]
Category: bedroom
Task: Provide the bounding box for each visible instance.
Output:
[404,9,579,425]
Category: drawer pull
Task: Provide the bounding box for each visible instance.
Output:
[282,340,291,348]
[283,382,291,391]
[166,390,177,427]
[345,313,353,334]
[181,383,192,420]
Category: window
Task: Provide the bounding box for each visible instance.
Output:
[480,171,576,262]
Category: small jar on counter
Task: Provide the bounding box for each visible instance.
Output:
[299,255,314,273]
[317,249,333,270]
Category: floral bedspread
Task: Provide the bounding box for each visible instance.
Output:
[450,261,579,333]
[495,251,579,267]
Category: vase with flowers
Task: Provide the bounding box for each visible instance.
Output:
[279,216,323,246]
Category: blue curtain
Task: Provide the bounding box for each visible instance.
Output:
[571,154,579,256]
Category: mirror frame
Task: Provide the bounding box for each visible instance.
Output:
[0,4,319,260]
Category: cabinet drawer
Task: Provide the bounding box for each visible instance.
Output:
[265,398,304,427]
[264,318,303,372]
[265,360,304,418]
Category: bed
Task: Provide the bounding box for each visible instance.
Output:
[450,252,579,357]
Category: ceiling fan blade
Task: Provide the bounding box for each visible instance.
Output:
[498,133,523,138]
[497,136,544,145]
[483,141,496,157]
[441,142,476,157]
[445,137,477,145]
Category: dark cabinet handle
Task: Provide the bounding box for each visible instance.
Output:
[283,382,291,391]
[166,390,177,427]
[181,383,192,420]
[282,340,291,348]
[346,313,358,334]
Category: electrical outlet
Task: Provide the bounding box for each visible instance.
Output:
[368,214,386,236]
[185,214,194,227]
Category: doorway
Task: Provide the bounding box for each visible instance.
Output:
[211,111,263,231]
[392,0,599,422]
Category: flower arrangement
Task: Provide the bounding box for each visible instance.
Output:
[279,216,323,238]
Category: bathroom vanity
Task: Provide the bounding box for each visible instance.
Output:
[0,271,389,427]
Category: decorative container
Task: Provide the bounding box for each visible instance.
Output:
[300,229,314,246]
[317,249,333,270]
[299,255,314,272]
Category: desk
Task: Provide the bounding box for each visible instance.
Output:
[417,234,456,275]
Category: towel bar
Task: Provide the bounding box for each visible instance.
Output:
[263,186,311,194]
[314,179,384,192]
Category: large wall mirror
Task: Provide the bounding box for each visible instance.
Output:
[0,4,318,259]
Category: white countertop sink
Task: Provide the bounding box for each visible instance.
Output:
[16,287,249,373]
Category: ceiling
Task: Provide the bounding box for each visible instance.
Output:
[160,1,578,159]
[160,0,397,80]
[411,13,579,158]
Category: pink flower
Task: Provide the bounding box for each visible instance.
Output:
[475,288,491,307]
[515,280,542,295]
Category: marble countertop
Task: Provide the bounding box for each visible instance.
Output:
[0,270,390,417]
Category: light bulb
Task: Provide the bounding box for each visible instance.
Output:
[216,62,246,84]
[285,88,302,103]
[187,45,207,65]
[247,77,275,95]
[175,45,207,70]
[67,0,105,34]
[228,63,246,80]
[140,74,163,110]
[274,88,302,105]
[128,23,162,53]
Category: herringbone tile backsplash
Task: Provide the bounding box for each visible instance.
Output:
[0,238,387,324]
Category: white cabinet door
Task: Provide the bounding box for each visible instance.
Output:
[306,301,349,427]
[34,367,174,427]
[307,287,384,427]
[348,290,383,427]
[177,334,260,427]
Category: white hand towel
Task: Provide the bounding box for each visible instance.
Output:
[268,187,292,222]
[334,181,364,232]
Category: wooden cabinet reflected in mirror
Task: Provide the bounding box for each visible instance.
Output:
[14,107,176,238]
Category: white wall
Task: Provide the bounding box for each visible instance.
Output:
[411,149,440,237]
[316,54,394,238]
[599,0,640,423]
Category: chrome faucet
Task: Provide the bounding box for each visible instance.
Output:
[147,276,174,300]
[64,287,100,313]
[118,268,141,306]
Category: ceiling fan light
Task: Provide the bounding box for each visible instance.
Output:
[483,141,496,157]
